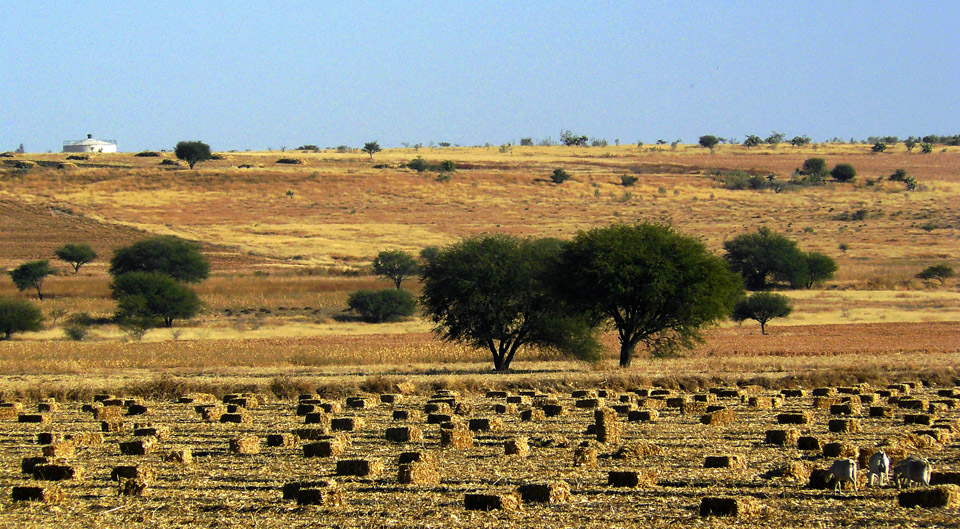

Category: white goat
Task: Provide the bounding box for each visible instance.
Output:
[893,456,932,488]
[868,450,891,487]
[829,458,858,493]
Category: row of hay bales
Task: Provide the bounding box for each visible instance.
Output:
[5,383,960,515]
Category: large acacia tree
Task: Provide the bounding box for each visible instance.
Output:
[109,236,210,283]
[420,234,597,371]
[560,223,743,367]
[723,228,808,290]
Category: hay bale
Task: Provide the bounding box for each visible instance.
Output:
[700,497,759,517]
[282,479,337,500]
[293,428,335,440]
[859,393,878,405]
[813,397,839,410]
[613,441,660,460]
[380,394,401,404]
[119,437,157,456]
[780,389,806,399]
[163,448,192,465]
[898,485,960,509]
[517,482,571,504]
[638,398,666,410]
[705,455,746,469]
[386,426,424,443]
[573,445,598,468]
[776,412,810,425]
[118,478,148,496]
[110,465,155,483]
[440,427,474,449]
[18,413,48,423]
[37,401,58,413]
[572,390,596,398]
[797,436,822,451]
[594,408,621,444]
[715,389,742,399]
[505,437,529,457]
[424,402,450,414]
[346,396,374,409]
[541,404,566,417]
[665,397,688,408]
[199,405,226,422]
[230,435,260,454]
[494,403,517,414]
[701,408,735,426]
[627,410,659,422]
[427,413,455,424]
[454,402,474,416]
[177,393,217,404]
[336,458,383,478]
[303,439,344,458]
[304,413,331,429]
[905,414,935,426]
[11,486,63,503]
[134,426,171,441]
[296,403,318,416]
[764,461,812,481]
[67,432,103,447]
[486,390,509,399]
[506,395,529,405]
[899,398,929,410]
[398,452,441,485]
[870,406,894,418]
[607,470,656,487]
[36,432,62,445]
[748,396,782,409]
[219,412,251,424]
[830,403,862,416]
[931,472,960,486]
[576,398,604,409]
[297,487,344,506]
[126,404,149,416]
[822,442,859,459]
[392,409,416,421]
[520,408,545,421]
[331,417,365,432]
[33,464,83,481]
[42,442,75,459]
[813,387,838,397]
[680,401,708,415]
[765,429,800,446]
[468,417,503,432]
[464,492,521,511]
[21,456,49,474]
[828,418,861,433]
[266,433,298,447]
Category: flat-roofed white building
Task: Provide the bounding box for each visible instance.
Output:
[63,133,117,153]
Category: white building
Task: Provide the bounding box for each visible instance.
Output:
[63,134,117,153]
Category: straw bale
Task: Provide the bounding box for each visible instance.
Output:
[517,482,571,504]
[813,387,838,397]
[102,398,124,407]
[520,408,545,422]
[42,442,75,459]
[541,404,566,417]
[336,458,384,477]
[454,402,474,415]
[486,390,509,399]
[797,436,822,451]
[700,496,760,517]
[765,429,800,446]
[424,402,450,414]
[904,414,935,426]
[464,492,521,511]
[134,426,171,441]
[780,389,806,398]
[118,478,147,496]
[386,426,424,443]
[37,432,62,445]
[18,413,48,423]
[494,403,517,414]
[294,428,336,441]
[506,395,529,405]
[331,417,365,431]
[163,448,192,465]
[219,412,251,424]
[296,403,318,416]
[813,397,839,410]
[67,432,103,447]
[346,396,375,409]
[267,433,298,447]
[126,404,149,416]
[870,406,894,418]
[33,464,83,481]
[764,461,812,481]
[693,393,718,404]
[38,401,59,413]
[468,417,503,432]
[898,485,960,508]
[111,465,155,483]
[230,435,261,454]
[704,455,746,469]
[505,437,529,457]
[830,402,862,416]
[572,390,596,398]
[666,397,688,408]
[931,472,960,486]
[304,412,331,428]
[428,413,455,424]
[630,388,651,397]
[715,389,742,399]
[21,456,49,474]
[177,393,217,404]
[0,406,18,420]
[282,479,337,500]
[701,408,735,426]
[822,441,859,459]
[828,418,861,433]
[573,445,598,468]
[576,398,604,409]
[200,406,225,422]
[440,427,474,449]
[859,393,878,405]
[380,393,401,404]
[748,396,782,409]
[297,487,344,506]
[914,429,951,444]
[680,401,708,415]
[627,410,659,423]
[898,398,929,410]
[11,486,63,503]
[119,437,157,456]
[398,453,441,485]
[613,440,660,459]
[607,470,657,487]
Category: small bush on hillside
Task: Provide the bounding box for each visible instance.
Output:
[134,151,161,157]
[407,156,429,172]
[66,154,90,160]
[551,168,571,184]
[620,174,638,187]
[347,289,417,323]
[916,264,955,285]
[831,163,857,182]
[0,298,44,340]
[276,158,303,164]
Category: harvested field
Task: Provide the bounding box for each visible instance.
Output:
[0,383,957,526]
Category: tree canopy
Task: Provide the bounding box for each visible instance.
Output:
[731,292,792,335]
[362,141,381,159]
[347,289,417,323]
[109,236,210,283]
[174,141,212,169]
[560,223,743,366]
[916,264,955,285]
[804,252,838,288]
[698,135,720,151]
[9,260,55,300]
[419,234,597,371]
[372,250,418,289]
[723,228,809,290]
[55,243,97,274]
[111,271,200,328]
[0,298,44,339]
[831,163,857,182]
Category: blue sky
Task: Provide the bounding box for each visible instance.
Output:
[4,2,959,152]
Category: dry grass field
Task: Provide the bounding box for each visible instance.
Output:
[0,143,959,525]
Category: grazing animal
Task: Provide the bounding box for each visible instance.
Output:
[829,458,858,492]
[868,450,891,487]
[893,456,931,488]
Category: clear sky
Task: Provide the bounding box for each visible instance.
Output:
[4,1,959,152]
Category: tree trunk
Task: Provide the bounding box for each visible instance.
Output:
[619,343,634,367]
[760,320,766,335]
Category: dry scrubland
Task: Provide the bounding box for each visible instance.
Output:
[0,144,959,525]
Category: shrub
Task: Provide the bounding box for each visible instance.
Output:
[801,158,827,177]
[830,163,856,182]
[0,298,44,340]
[519,138,534,146]
[439,160,455,172]
[620,174,638,187]
[698,135,720,151]
[159,159,180,166]
[791,135,811,147]
[871,142,887,153]
[174,141,212,169]
[551,169,570,184]
[743,135,762,148]
[63,323,89,341]
[916,265,955,285]
[276,158,303,164]
[347,289,417,323]
[889,168,908,182]
[921,143,933,154]
[407,157,428,172]
[297,145,319,151]
[66,154,90,161]
[134,151,161,157]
